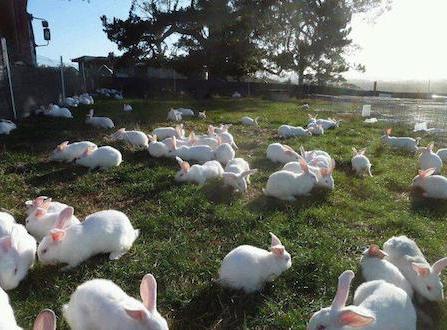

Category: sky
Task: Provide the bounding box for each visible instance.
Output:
[29,0,447,81]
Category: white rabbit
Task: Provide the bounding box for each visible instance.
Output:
[0,223,37,290]
[198,111,206,119]
[241,116,259,126]
[110,128,149,149]
[26,205,80,242]
[175,157,223,185]
[153,125,185,140]
[147,135,169,158]
[278,125,311,138]
[123,104,133,112]
[32,309,57,330]
[176,107,195,117]
[223,158,257,192]
[209,124,232,135]
[79,94,94,105]
[307,270,416,330]
[307,114,339,129]
[232,91,242,98]
[266,143,301,164]
[0,286,21,330]
[299,146,331,163]
[215,140,235,165]
[218,233,291,293]
[0,119,17,135]
[282,158,335,190]
[63,274,168,330]
[307,124,324,136]
[167,108,182,122]
[263,159,318,201]
[25,196,67,216]
[411,168,447,199]
[208,125,238,149]
[167,136,215,163]
[383,235,447,301]
[45,104,73,119]
[37,208,139,271]
[0,212,16,236]
[188,132,218,149]
[381,128,419,152]
[418,142,442,174]
[49,141,97,163]
[436,148,447,161]
[64,97,78,107]
[352,147,373,177]
[85,109,114,129]
[75,146,122,170]
[360,244,413,298]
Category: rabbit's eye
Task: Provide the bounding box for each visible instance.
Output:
[42,248,48,254]
[13,267,17,275]
[427,285,433,291]
[317,325,326,330]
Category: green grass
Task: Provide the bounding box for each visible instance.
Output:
[1,97,447,329]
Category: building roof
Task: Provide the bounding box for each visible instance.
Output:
[71,56,109,63]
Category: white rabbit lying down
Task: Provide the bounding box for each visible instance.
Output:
[63,274,168,330]
[175,157,223,185]
[381,128,419,152]
[49,141,98,163]
[412,168,447,199]
[75,146,122,170]
[219,233,291,293]
[110,128,149,149]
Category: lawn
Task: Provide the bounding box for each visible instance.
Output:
[1,97,447,329]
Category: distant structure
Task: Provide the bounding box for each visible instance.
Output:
[0,0,36,66]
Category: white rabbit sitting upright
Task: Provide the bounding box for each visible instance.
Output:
[352,147,373,177]
[25,196,67,216]
[263,159,317,201]
[241,116,259,126]
[219,233,291,293]
[278,125,311,138]
[0,119,17,135]
[152,124,185,140]
[418,142,443,174]
[266,143,301,164]
[381,128,419,152]
[175,157,223,185]
[168,136,215,163]
[223,158,257,192]
[26,205,80,242]
[110,128,149,149]
[383,235,447,301]
[411,168,447,199]
[63,274,168,330]
[360,244,413,298]
[75,146,122,170]
[38,208,139,270]
[49,141,98,163]
[0,219,37,290]
[147,135,169,158]
[307,270,416,330]
[85,109,114,129]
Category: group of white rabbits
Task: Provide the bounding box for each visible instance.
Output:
[277,114,340,137]
[308,235,447,329]
[167,108,206,122]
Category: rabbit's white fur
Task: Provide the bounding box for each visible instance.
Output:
[176,108,195,117]
[0,212,16,236]
[300,146,331,163]
[307,124,324,136]
[360,244,413,298]
[266,143,301,164]
[123,104,133,112]
[381,128,419,152]
[383,235,447,301]
[85,109,114,129]
[263,159,318,201]
[0,286,21,330]
[418,142,442,174]
[49,141,97,163]
[412,168,447,199]
[436,148,447,161]
[208,126,238,149]
[188,132,218,149]
[63,274,168,330]
[352,147,373,177]
[147,135,169,158]
[167,108,182,121]
[282,158,335,190]
[219,233,291,293]
[241,116,259,126]
[26,206,80,242]
[223,158,257,192]
[175,157,223,185]
[0,220,36,290]
[198,111,206,119]
[209,124,232,135]
[37,208,139,270]
[308,270,416,330]
[0,120,17,135]
[215,142,235,165]
[307,114,339,129]
[45,104,73,118]
[167,136,215,163]
[152,125,185,140]
[277,125,311,138]
[75,146,122,169]
[110,128,149,149]
[25,196,67,216]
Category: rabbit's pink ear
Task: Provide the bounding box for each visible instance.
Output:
[57,141,69,151]
[33,196,46,207]
[0,236,12,253]
[299,158,309,173]
[432,257,447,275]
[33,309,56,330]
[41,198,52,210]
[270,232,282,247]
[428,142,434,151]
[411,262,430,277]
[320,168,329,177]
[118,128,126,133]
[338,308,375,327]
[181,161,190,173]
[386,128,392,135]
[50,229,65,242]
[271,245,285,256]
[81,147,93,158]
[54,207,74,229]
[171,136,177,149]
[217,136,222,145]
[141,274,157,312]
[35,208,47,219]
[124,308,146,321]
[420,168,436,178]
[332,270,354,310]
[367,244,388,259]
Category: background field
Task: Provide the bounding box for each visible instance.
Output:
[1,98,447,329]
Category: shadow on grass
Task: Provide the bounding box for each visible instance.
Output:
[171,282,270,330]
[410,188,447,217]
[201,180,240,205]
